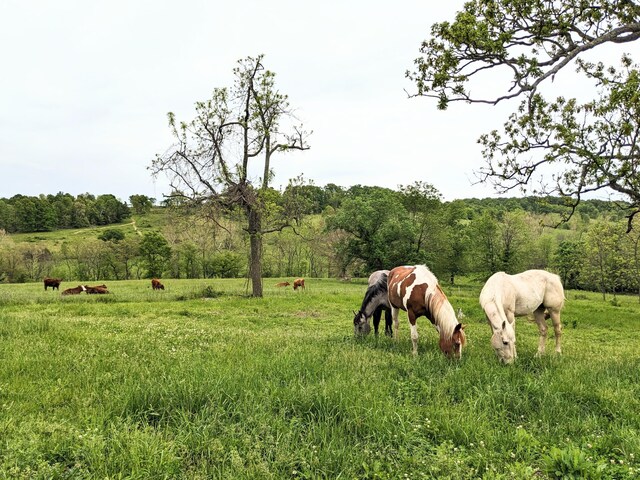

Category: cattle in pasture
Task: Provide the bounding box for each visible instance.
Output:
[293,278,305,290]
[353,270,393,337]
[479,269,564,364]
[85,284,109,294]
[44,277,63,291]
[275,281,290,287]
[61,285,86,295]
[151,278,165,290]
[387,265,466,358]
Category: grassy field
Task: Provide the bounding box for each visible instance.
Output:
[8,210,167,247]
[0,278,638,479]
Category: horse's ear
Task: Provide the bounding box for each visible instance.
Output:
[454,323,462,333]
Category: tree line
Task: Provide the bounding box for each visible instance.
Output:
[0,193,134,233]
[0,184,637,300]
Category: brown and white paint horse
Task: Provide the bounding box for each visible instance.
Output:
[388,265,466,358]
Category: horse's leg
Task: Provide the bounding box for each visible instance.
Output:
[408,312,418,356]
[372,307,382,336]
[384,307,393,337]
[507,310,518,359]
[549,309,562,354]
[533,306,548,356]
[391,307,400,340]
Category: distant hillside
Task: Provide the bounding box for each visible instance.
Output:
[0,193,131,234]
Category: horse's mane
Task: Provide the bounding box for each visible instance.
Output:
[358,272,388,313]
[479,273,509,327]
[427,284,458,340]
[407,265,457,339]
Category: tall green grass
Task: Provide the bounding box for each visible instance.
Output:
[0,279,638,478]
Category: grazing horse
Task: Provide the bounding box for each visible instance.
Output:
[151,278,165,290]
[61,285,86,295]
[353,270,392,337]
[43,277,62,291]
[479,270,564,364]
[275,281,291,287]
[293,278,305,290]
[86,284,109,294]
[388,265,466,358]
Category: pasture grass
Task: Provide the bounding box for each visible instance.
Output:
[0,278,638,479]
[8,210,165,246]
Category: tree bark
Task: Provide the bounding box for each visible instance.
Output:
[248,207,263,297]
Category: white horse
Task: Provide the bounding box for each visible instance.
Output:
[479,270,565,364]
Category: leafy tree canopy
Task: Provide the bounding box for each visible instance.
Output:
[408,0,640,230]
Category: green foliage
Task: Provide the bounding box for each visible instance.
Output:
[554,240,584,289]
[98,229,125,242]
[129,194,155,214]
[139,231,171,278]
[410,1,640,228]
[206,251,244,278]
[580,220,640,298]
[327,187,419,273]
[543,446,605,480]
[3,189,640,294]
[0,192,130,233]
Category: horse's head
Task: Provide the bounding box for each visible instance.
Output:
[353,310,371,336]
[490,319,517,364]
[439,323,466,359]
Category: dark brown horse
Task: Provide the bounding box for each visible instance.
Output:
[44,277,62,291]
[388,265,466,358]
[151,278,165,290]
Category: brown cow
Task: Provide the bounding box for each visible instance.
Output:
[293,278,305,291]
[151,278,165,290]
[275,281,290,287]
[44,277,63,291]
[61,285,86,295]
[86,284,109,294]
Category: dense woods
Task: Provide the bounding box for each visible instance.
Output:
[0,185,637,299]
[0,193,131,233]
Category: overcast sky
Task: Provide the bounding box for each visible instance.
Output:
[0,1,632,204]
